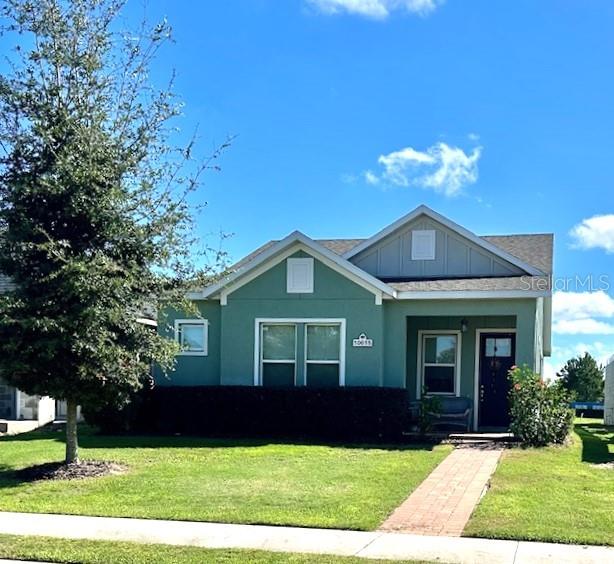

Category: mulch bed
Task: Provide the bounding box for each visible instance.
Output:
[13,460,127,482]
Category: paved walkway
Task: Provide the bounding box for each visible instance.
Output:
[380,444,503,536]
[0,511,612,564]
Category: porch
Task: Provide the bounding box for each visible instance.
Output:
[402,309,538,432]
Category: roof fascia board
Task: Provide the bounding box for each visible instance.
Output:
[396,289,549,300]
[201,230,305,299]
[202,231,396,300]
[343,205,543,276]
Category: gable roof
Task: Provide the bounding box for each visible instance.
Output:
[231,233,552,277]
[208,206,553,301]
[482,234,553,275]
[342,205,545,276]
[203,231,396,301]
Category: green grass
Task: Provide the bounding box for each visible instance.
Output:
[0,534,425,564]
[0,427,450,531]
[465,419,614,546]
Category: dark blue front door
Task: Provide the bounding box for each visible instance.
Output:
[478,333,516,428]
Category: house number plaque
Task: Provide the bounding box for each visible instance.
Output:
[352,333,373,348]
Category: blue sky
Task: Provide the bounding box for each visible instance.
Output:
[9,0,614,376]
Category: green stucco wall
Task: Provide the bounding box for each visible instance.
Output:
[382,298,537,397]
[155,301,221,386]
[157,251,540,398]
[405,315,515,401]
[219,251,384,386]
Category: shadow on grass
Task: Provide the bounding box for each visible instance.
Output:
[575,422,614,465]
[0,424,443,453]
[0,426,444,491]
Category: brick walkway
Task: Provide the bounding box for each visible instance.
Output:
[379,444,502,537]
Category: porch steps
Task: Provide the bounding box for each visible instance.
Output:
[446,432,517,446]
[0,419,43,436]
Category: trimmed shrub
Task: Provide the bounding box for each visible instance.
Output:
[85,386,411,442]
[508,365,574,446]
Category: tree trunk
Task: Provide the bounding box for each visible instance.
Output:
[65,399,79,465]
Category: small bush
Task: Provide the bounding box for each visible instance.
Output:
[508,365,574,446]
[85,385,411,442]
[418,391,442,435]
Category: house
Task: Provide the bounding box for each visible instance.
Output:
[0,276,56,433]
[158,205,553,431]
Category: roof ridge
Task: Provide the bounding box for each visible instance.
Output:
[482,233,554,238]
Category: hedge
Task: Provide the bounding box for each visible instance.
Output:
[85,386,411,442]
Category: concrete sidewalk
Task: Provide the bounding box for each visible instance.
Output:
[0,511,612,564]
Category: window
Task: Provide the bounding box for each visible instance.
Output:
[421,333,459,394]
[287,258,314,293]
[261,324,296,387]
[305,324,341,387]
[485,337,512,357]
[255,319,346,387]
[411,230,436,260]
[175,319,208,355]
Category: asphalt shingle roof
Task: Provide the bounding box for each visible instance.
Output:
[388,275,551,293]
[232,234,554,287]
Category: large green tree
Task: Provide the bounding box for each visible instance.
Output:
[557,353,604,403]
[0,0,225,464]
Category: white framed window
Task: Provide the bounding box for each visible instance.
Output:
[418,331,461,395]
[286,258,314,293]
[305,323,342,388]
[260,323,297,387]
[254,318,346,387]
[175,319,208,356]
[411,230,436,260]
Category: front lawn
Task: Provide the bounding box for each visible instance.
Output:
[0,427,450,531]
[0,535,425,564]
[464,420,614,545]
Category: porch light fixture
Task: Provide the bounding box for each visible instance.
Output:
[460,318,469,333]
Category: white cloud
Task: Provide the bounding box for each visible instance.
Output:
[364,142,481,196]
[306,0,441,19]
[570,214,614,253]
[552,290,614,335]
[543,358,558,382]
[364,170,380,185]
[553,319,614,335]
[552,290,614,321]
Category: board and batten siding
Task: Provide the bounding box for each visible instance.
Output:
[351,216,524,279]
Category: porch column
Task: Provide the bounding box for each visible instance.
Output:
[515,301,537,370]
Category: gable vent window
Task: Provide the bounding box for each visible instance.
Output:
[286,258,314,293]
[411,230,436,261]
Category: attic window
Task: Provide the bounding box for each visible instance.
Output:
[411,230,436,260]
[287,258,314,293]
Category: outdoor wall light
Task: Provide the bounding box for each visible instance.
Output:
[460,318,469,333]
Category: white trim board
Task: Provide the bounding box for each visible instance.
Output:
[202,232,394,304]
[253,318,347,387]
[342,205,544,276]
[473,328,517,431]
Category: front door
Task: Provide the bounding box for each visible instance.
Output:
[478,333,516,428]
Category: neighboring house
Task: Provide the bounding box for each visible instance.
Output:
[0,275,56,431]
[159,205,553,431]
